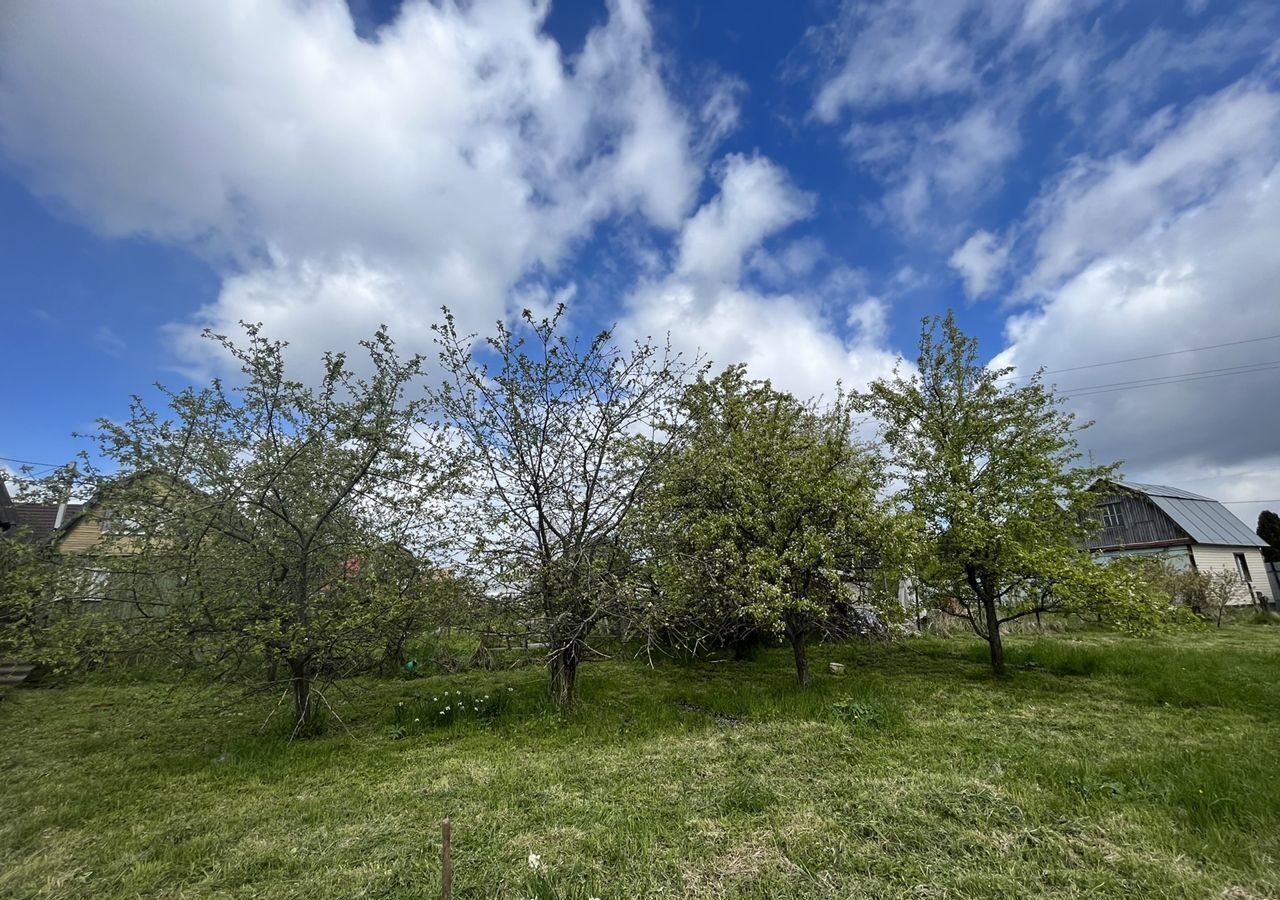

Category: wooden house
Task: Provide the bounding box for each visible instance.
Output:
[1085,480,1273,606]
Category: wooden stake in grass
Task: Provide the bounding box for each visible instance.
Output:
[441,818,453,900]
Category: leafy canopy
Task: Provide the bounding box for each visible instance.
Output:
[859,311,1165,670]
[71,323,461,730]
[1257,510,1280,565]
[645,365,900,684]
[432,304,694,704]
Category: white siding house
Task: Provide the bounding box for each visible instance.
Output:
[1085,481,1273,607]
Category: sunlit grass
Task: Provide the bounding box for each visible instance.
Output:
[1,625,1277,898]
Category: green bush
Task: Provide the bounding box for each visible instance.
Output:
[828,695,901,731]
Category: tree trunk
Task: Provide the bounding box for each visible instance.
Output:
[732,631,760,661]
[983,595,1005,674]
[787,623,811,687]
[549,642,579,707]
[289,658,313,729]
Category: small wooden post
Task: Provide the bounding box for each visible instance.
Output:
[441,818,453,900]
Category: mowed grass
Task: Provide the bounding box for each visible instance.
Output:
[1,626,1278,899]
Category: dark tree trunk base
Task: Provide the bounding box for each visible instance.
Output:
[549,645,580,707]
[983,595,1005,674]
[788,625,811,687]
[289,658,318,735]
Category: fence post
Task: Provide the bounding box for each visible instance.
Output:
[441,818,453,900]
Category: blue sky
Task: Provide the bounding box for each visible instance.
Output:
[2,0,1279,525]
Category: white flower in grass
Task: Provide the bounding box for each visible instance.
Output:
[413,718,420,723]
[527,851,542,870]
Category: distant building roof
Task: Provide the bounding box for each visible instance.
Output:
[8,502,84,545]
[1107,480,1263,548]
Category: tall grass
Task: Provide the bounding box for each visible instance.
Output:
[1,625,1277,898]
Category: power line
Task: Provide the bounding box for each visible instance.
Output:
[0,454,64,468]
[1062,359,1280,394]
[1058,360,1280,398]
[1221,499,1280,505]
[1001,333,1280,381]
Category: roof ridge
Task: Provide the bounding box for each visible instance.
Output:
[1118,480,1213,501]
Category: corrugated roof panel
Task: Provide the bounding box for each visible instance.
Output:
[1122,481,1214,501]
[1143,494,1264,547]
[1101,479,1265,547]
[8,503,83,545]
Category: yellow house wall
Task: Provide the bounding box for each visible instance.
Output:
[1192,545,1273,605]
[57,514,104,554]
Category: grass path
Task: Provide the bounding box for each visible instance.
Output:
[1,627,1278,898]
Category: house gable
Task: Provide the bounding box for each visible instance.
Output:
[1085,487,1190,551]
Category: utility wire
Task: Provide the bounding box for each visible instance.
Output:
[0,454,65,468]
[1058,360,1280,397]
[1000,332,1280,381]
[1064,363,1280,397]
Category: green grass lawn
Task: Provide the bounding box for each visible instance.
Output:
[2,625,1278,899]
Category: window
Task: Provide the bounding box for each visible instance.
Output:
[1235,552,1252,582]
[1100,503,1124,528]
[100,508,141,536]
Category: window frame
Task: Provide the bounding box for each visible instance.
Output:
[1099,502,1124,528]
[1234,552,1252,582]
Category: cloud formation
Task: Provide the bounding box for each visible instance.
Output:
[949,230,1009,298]
[809,0,1083,231]
[4,0,1278,536]
[994,82,1280,525]
[0,0,711,369]
[808,0,1280,525]
[623,154,900,402]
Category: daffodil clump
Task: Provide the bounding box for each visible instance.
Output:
[522,850,603,900]
[390,685,516,737]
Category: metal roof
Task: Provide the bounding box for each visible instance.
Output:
[7,502,84,545]
[1116,481,1264,548]
[1120,481,1214,501]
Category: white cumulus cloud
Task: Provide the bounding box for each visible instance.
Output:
[950,230,1009,298]
[622,155,901,402]
[994,81,1280,527]
[0,0,712,372]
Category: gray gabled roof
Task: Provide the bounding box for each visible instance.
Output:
[1116,481,1264,548]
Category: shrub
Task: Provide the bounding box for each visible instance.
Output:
[829,695,901,731]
